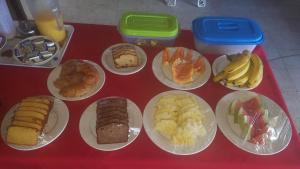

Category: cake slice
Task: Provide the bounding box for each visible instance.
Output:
[14,110,45,121]
[11,120,42,131]
[6,126,39,146]
[13,116,42,125]
[112,45,138,68]
[96,123,129,144]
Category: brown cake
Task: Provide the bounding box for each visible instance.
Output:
[96,97,129,144]
[111,45,138,68]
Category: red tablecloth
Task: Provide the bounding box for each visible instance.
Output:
[0,24,299,169]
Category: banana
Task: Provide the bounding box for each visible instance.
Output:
[231,64,252,86]
[223,51,251,73]
[226,60,250,81]
[213,71,227,82]
[247,53,263,87]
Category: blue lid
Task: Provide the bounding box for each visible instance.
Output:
[192,16,264,45]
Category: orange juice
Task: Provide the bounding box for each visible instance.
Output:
[35,12,66,44]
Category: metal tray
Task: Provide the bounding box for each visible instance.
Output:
[0,25,74,68]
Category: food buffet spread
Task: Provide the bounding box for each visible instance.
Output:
[0,10,299,169]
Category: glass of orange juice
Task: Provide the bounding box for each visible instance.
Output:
[26,0,66,45]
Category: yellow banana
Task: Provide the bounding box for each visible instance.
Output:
[225,81,235,87]
[226,60,250,81]
[223,51,251,73]
[247,53,263,87]
[213,71,227,82]
[231,64,252,86]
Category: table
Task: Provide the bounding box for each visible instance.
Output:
[0,23,299,169]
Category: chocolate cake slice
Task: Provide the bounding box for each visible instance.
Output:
[96,97,129,144]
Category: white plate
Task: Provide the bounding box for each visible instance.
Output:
[47,60,105,101]
[101,43,147,75]
[0,96,69,151]
[13,36,60,66]
[215,91,292,155]
[212,55,262,90]
[79,97,143,151]
[152,47,211,90]
[143,90,217,155]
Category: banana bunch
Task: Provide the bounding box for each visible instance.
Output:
[213,51,263,88]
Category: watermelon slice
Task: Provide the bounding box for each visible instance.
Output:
[242,97,261,116]
[228,96,269,145]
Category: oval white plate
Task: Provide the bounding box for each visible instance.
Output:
[79,97,143,151]
[212,55,262,90]
[0,96,69,151]
[101,43,147,75]
[47,59,105,101]
[13,36,60,66]
[152,47,211,90]
[143,90,217,155]
[215,91,292,155]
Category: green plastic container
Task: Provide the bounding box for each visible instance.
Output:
[119,12,179,47]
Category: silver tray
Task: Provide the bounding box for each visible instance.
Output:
[0,25,74,68]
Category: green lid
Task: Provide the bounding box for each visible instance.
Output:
[119,12,179,38]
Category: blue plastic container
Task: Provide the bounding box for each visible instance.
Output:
[192,16,264,55]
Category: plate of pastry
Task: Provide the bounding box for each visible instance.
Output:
[0,96,69,151]
[152,47,211,90]
[47,59,105,101]
[143,90,217,155]
[101,43,147,75]
[79,97,143,151]
[215,91,292,155]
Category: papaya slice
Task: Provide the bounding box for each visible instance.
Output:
[184,49,193,63]
[193,57,206,73]
[162,48,170,65]
[170,47,184,64]
[171,58,194,84]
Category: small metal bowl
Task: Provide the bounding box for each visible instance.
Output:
[13,36,60,65]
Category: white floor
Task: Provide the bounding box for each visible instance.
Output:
[47,0,300,132]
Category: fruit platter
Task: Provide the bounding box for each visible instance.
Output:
[215,91,292,155]
[152,47,211,90]
[143,90,217,155]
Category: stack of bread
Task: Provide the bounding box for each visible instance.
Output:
[6,96,53,146]
[96,98,129,144]
[112,44,138,68]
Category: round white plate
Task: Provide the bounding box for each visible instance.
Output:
[143,90,217,155]
[79,97,143,151]
[212,55,262,90]
[101,43,147,75]
[152,47,211,90]
[215,91,292,155]
[1,96,69,151]
[47,60,106,101]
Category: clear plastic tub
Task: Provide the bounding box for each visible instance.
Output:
[192,16,264,55]
[119,12,179,47]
